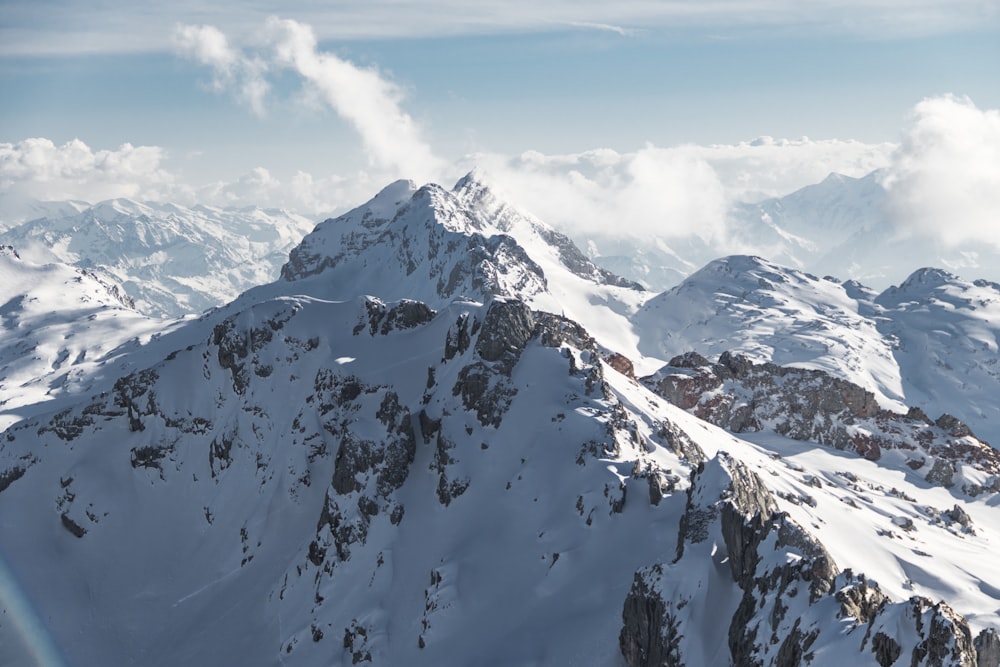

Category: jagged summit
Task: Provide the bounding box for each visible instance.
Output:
[280,172,647,360]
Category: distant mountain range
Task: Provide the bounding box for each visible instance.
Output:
[584,170,1000,293]
[1,173,999,667]
[0,199,315,317]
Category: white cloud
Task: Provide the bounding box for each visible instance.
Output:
[0,138,173,205]
[566,21,638,37]
[465,136,895,242]
[261,18,447,184]
[174,18,447,184]
[174,24,270,117]
[193,167,380,216]
[0,136,397,223]
[468,145,729,242]
[882,95,1000,248]
[692,136,895,202]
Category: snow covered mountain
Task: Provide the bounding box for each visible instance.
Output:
[271,173,649,362]
[0,199,316,317]
[582,170,1000,293]
[634,255,1000,447]
[2,174,1000,667]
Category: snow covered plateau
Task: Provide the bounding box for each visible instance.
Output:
[1,173,999,667]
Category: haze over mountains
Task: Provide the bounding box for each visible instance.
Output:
[582,170,1000,294]
[9,165,999,324]
[2,170,1000,666]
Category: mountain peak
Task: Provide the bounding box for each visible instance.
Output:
[692,254,813,289]
[451,169,491,194]
[363,179,419,221]
[896,266,960,292]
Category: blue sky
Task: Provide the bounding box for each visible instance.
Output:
[1,1,999,222]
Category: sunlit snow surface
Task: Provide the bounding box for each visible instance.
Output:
[0,248,188,429]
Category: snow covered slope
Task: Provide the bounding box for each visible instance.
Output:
[633,255,906,409]
[875,269,1000,448]
[0,199,316,317]
[3,287,999,666]
[0,246,175,430]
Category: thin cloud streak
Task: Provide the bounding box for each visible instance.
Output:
[566,22,638,37]
[2,0,998,55]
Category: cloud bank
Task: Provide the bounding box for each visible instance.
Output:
[175,18,446,185]
[882,95,1000,248]
[0,138,173,204]
[4,95,997,264]
[0,138,382,223]
[468,137,894,242]
[470,146,728,242]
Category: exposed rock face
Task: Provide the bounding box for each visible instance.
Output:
[605,353,636,380]
[975,628,1000,667]
[357,298,436,336]
[621,452,987,667]
[643,352,1000,492]
[620,567,683,667]
[865,597,977,667]
[474,298,535,365]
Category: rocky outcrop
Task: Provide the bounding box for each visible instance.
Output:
[311,383,416,567]
[474,298,535,366]
[643,352,1000,493]
[975,628,1000,667]
[357,298,435,336]
[620,566,684,667]
[864,596,977,667]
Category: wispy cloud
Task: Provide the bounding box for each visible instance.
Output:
[567,21,638,37]
[174,18,447,184]
[174,24,270,117]
[882,95,1000,248]
[260,18,447,183]
[3,1,997,55]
